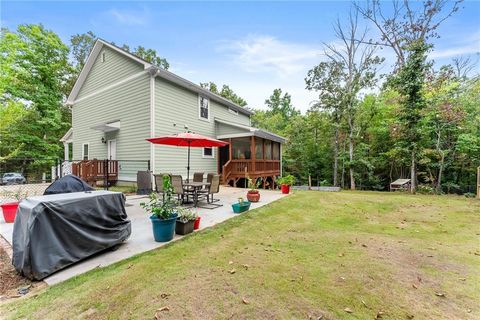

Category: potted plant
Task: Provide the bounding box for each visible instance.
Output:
[140,176,178,242]
[232,197,251,214]
[1,189,28,223]
[277,175,295,194]
[175,208,197,235]
[246,176,261,202]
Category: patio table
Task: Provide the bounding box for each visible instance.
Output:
[183,181,210,207]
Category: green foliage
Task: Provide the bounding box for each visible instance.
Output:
[277,175,295,186]
[200,82,247,107]
[0,24,72,162]
[176,207,197,223]
[140,175,177,219]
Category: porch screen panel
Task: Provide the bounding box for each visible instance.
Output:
[232,137,251,159]
[273,142,280,160]
[255,138,263,159]
[265,140,272,160]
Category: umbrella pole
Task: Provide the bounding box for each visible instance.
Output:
[187,141,191,183]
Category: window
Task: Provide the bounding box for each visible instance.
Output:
[232,137,251,160]
[101,51,106,62]
[82,143,89,160]
[273,142,280,160]
[264,140,272,160]
[255,138,263,159]
[199,96,209,121]
[228,108,238,115]
[202,147,214,158]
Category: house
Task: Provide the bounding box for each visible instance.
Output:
[61,39,285,187]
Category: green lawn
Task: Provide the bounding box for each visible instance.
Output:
[1,191,479,319]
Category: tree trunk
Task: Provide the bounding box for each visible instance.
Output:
[436,151,445,193]
[341,140,346,188]
[348,118,356,190]
[333,126,339,187]
[410,149,416,194]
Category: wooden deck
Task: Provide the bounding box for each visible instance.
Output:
[222,159,280,188]
[72,160,118,186]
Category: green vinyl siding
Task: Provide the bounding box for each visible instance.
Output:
[77,46,144,100]
[216,122,250,136]
[154,77,250,177]
[72,72,151,181]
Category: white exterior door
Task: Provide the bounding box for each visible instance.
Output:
[107,140,116,160]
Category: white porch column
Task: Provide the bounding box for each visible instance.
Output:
[64,142,69,161]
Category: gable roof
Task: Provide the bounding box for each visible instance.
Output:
[67,39,252,116]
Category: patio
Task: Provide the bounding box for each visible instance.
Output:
[0,186,287,285]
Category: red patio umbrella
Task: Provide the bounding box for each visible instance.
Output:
[146,132,229,182]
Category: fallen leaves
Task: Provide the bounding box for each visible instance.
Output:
[344,307,353,313]
[375,311,385,319]
[242,297,249,304]
[338,253,345,257]
[435,292,446,297]
[229,269,236,274]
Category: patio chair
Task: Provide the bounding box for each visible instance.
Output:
[193,172,204,183]
[198,174,222,208]
[171,175,192,204]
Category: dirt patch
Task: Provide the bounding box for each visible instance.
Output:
[361,236,477,319]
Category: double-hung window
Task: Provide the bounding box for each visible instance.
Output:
[199,96,210,121]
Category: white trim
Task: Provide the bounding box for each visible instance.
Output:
[198,95,210,122]
[279,143,283,177]
[150,75,156,174]
[217,132,254,139]
[59,128,73,142]
[72,71,148,104]
[202,147,215,159]
[107,139,117,160]
[101,51,106,63]
[81,143,90,160]
[66,39,152,104]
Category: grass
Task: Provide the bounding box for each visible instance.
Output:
[1,191,479,319]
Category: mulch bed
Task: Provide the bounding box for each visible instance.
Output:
[0,237,34,300]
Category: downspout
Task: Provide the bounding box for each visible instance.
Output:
[149,68,157,177]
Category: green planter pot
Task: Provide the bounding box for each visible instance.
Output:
[150,214,178,242]
[232,201,251,214]
[175,219,195,235]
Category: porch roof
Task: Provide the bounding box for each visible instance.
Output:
[215,118,286,144]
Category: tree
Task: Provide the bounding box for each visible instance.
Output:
[251,89,299,134]
[0,24,73,164]
[306,61,345,186]
[70,31,170,72]
[354,0,463,67]
[389,40,431,193]
[307,11,382,189]
[200,82,247,107]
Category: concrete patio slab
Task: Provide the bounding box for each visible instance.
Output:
[0,187,287,285]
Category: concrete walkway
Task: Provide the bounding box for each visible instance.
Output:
[0,187,287,285]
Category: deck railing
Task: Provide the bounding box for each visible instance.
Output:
[222,159,280,184]
[72,159,119,183]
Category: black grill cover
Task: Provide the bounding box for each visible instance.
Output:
[12,191,131,280]
[43,175,95,195]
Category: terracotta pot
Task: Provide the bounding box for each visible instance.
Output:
[281,184,290,194]
[247,191,260,202]
[1,202,19,223]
